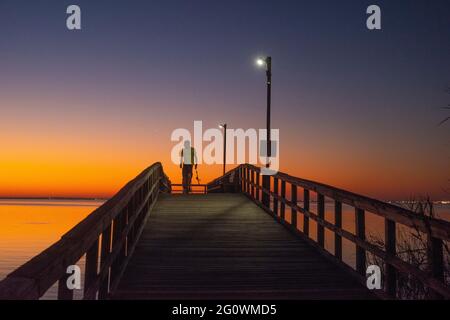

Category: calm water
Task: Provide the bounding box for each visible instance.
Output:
[0,199,103,299]
[0,199,448,298]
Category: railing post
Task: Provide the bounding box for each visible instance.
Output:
[243,167,246,193]
[303,189,310,236]
[334,201,342,260]
[127,203,136,247]
[355,208,366,275]
[262,175,270,208]
[268,176,272,209]
[247,167,251,194]
[99,224,112,299]
[251,169,255,199]
[255,172,260,202]
[241,167,245,194]
[245,167,249,194]
[57,271,74,300]
[123,206,129,256]
[291,184,297,229]
[84,238,99,299]
[238,167,242,192]
[317,194,325,248]
[280,180,286,220]
[110,214,123,284]
[427,236,444,299]
[385,219,397,297]
[273,178,279,216]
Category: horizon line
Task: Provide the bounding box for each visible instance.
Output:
[1,196,449,204]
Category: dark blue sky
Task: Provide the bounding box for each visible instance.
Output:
[1,0,449,199]
[2,0,449,124]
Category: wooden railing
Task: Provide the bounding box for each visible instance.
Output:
[207,169,240,193]
[0,162,170,300]
[171,184,208,194]
[208,164,450,299]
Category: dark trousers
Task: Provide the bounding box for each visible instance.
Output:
[182,165,193,194]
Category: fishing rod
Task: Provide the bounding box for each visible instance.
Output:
[195,167,200,185]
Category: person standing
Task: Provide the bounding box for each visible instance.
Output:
[180,140,198,194]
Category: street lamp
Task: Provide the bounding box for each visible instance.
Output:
[256,58,265,67]
[255,56,272,166]
[256,56,272,207]
[219,123,227,176]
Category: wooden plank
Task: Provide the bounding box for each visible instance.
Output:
[239,167,243,192]
[256,172,260,202]
[110,212,125,285]
[244,167,249,194]
[280,181,286,220]
[57,273,74,300]
[427,236,444,299]
[355,208,366,275]
[99,224,112,299]
[303,189,310,236]
[273,178,279,217]
[262,174,270,208]
[84,238,99,299]
[385,219,396,297]
[291,185,297,229]
[113,194,373,300]
[0,277,39,300]
[251,170,255,199]
[317,194,325,248]
[334,201,342,260]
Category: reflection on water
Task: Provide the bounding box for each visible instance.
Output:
[0,199,103,299]
[0,199,448,299]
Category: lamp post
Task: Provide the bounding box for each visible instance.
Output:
[256,56,272,207]
[219,123,227,176]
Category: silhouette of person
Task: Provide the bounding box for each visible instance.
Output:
[180,140,198,194]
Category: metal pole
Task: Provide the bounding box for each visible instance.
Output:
[262,56,272,207]
[266,56,272,167]
[223,124,227,176]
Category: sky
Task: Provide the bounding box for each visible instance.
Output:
[0,0,449,200]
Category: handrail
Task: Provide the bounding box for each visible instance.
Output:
[0,162,171,300]
[207,169,239,193]
[208,164,450,299]
[171,184,208,194]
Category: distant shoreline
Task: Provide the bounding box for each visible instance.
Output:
[0,197,109,201]
[0,197,448,205]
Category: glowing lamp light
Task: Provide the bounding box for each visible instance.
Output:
[256,58,265,67]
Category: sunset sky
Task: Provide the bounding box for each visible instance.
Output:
[1,0,449,200]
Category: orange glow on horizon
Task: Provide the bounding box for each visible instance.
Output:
[1,99,448,201]
[1,155,448,201]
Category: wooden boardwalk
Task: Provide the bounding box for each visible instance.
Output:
[112,194,374,300]
[1,163,448,300]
